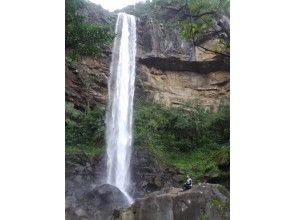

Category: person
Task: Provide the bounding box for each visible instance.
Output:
[182,175,192,191]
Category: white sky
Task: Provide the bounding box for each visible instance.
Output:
[90,0,147,12]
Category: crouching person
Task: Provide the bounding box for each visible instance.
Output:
[182,175,192,191]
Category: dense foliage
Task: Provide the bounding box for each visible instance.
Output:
[65,100,229,153]
[65,102,106,156]
[134,101,229,152]
[65,0,114,59]
[180,0,230,51]
[133,101,229,185]
[65,100,229,185]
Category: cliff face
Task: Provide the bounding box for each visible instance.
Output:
[136,57,229,111]
[65,0,230,111]
[65,56,110,110]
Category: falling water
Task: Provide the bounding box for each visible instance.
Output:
[105,13,136,204]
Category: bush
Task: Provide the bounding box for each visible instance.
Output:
[65,102,106,150]
[134,101,230,152]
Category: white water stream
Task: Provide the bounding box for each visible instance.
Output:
[106,13,136,204]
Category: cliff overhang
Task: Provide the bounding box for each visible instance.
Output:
[138,56,229,73]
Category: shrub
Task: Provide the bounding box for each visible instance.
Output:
[65,102,106,149]
[134,101,229,152]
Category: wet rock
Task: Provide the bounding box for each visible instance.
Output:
[130,149,181,197]
[75,208,87,218]
[66,184,130,220]
[114,183,229,220]
[154,176,163,188]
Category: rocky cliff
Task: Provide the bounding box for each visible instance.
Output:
[66,149,182,220]
[136,57,229,111]
[65,0,230,111]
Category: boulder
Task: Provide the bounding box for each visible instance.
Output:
[130,149,181,196]
[66,184,130,220]
[112,183,229,220]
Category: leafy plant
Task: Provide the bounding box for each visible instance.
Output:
[200,211,210,220]
[65,102,106,154]
[134,101,230,152]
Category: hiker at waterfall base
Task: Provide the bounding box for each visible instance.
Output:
[182,175,193,191]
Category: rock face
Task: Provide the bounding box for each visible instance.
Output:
[66,150,182,220]
[78,0,116,27]
[112,183,229,220]
[130,149,181,198]
[65,153,107,220]
[136,17,194,60]
[65,56,111,110]
[66,184,130,220]
[65,55,229,111]
[136,58,229,111]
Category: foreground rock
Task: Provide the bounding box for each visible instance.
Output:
[112,183,229,220]
[66,184,130,220]
[65,150,183,220]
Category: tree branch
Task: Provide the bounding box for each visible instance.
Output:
[161,5,216,21]
[196,45,230,57]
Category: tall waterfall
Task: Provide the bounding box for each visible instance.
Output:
[105,13,136,204]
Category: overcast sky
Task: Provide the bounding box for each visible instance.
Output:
[90,0,147,12]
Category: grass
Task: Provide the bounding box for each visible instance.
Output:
[146,143,230,184]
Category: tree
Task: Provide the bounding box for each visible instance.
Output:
[161,0,230,58]
[65,0,114,59]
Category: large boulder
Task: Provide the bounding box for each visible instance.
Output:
[112,183,229,220]
[66,184,130,220]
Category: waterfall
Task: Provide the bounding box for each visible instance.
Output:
[105,13,136,204]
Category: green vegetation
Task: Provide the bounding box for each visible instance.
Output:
[134,100,229,184]
[134,101,229,152]
[210,198,230,212]
[65,0,114,60]
[123,0,229,56]
[180,1,229,36]
[65,100,229,183]
[200,212,210,220]
[65,102,106,157]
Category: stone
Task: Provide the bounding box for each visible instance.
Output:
[116,183,229,220]
[130,149,181,197]
[141,181,148,187]
[154,176,163,188]
[75,208,87,217]
[66,184,130,220]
